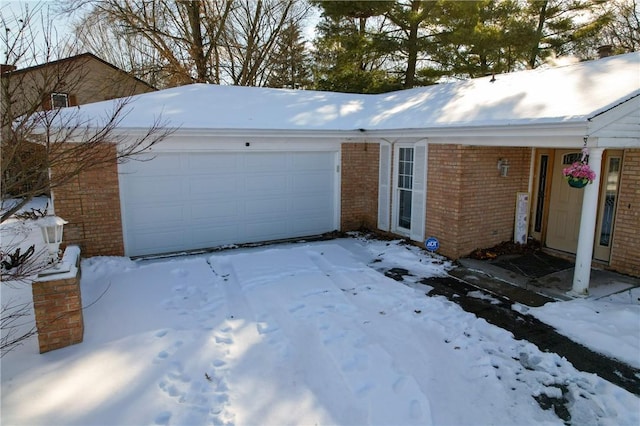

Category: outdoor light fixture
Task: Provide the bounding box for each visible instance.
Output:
[497,158,510,177]
[37,214,68,265]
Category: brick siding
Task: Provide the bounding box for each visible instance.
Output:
[426,145,531,259]
[610,149,640,276]
[53,143,124,256]
[341,142,379,231]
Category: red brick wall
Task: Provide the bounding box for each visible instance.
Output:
[32,267,84,353]
[425,145,464,257]
[341,142,379,231]
[53,143,124,256]
[610,149,640,277]
[426,145,531,258]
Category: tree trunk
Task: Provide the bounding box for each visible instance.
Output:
[529,0,548,69]
[181,0,207,82]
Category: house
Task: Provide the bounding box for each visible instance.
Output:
[51,53,639,295]
[1,52,155,114]
[1,53,156,197]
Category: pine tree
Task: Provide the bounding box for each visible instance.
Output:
[266,23,312,89]
[311,1,401,93]
[522,0,610,68]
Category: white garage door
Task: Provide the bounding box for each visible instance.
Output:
[119,151,338,257]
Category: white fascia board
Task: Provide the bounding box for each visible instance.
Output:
[121,127,359,139]
[365,121,590,147]
[88,120,596,149]
[594,137,640,148]
[141,133,342,153]
[588,95,640,135]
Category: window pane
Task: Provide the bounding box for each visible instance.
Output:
[51,93,69,108]
[399,189,412,229]
[599,157,620,247]
[534,155,549,233]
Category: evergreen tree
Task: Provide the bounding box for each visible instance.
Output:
[266,23,312,89]
[522,0,610,68]
[430,0,530,78]
[311,1,401,93]
[385,0,444,88]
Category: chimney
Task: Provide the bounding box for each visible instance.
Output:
[597,45,613,59]
[1,64,17,73]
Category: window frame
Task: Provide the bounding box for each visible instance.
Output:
[50,92,69,109]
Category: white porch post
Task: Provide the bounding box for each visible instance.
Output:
[571,148,604,296]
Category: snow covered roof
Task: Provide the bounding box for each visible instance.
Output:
[76,53,640,132]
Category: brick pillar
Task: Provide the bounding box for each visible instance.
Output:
[32,247,84,353]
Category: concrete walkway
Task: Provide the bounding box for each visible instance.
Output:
[455,251,640,304]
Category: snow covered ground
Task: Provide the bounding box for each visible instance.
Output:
[1,198,639,425]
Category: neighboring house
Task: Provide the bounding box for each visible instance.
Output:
[1,52,155,115]
[1,53,156,197]
[52,53,639,294]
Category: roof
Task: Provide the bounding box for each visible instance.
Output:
[2,52,156,91]
[67,53,640,132]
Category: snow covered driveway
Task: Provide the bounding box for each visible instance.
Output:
[1,238,638,425]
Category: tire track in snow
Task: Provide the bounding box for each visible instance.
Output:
[210,250,366,425]
[297,249,433,425]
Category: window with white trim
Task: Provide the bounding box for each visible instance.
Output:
[397,147,414,230]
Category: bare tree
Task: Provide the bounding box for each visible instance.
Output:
[1,3,172,355]
[64,0,311,88]
[222,0,309,86]
[599,0,640,52]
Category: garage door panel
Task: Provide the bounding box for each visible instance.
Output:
[189,175,239,196]
[245,220,290,240]
[125,176,183,202]
[188,153,240,173]
[191,224,239,246]
[289,194,333,213]
[292,217,332,234]
[245,197,288,216]
[132,155,182,175]
[128,204,185,228]
[291,152,334,170]
[291,172,333,192]
[130,228,187,253]
[191,200,238,220]
[244,153,287,171]
[121,151,337,256]
[245,174,287,192]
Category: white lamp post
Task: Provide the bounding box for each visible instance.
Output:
[38,214,68,265]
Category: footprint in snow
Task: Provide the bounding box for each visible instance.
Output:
[212,359,226,368]
[214,335,233,345]
[154,341,184,363]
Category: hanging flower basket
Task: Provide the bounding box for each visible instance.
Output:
[563,161,596,188]
[562,146,596,189]
[567,176,589,188]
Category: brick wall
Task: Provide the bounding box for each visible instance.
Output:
[53,143,124,256]
[610,149,640,277]
[341,142,379,231]
[32,248,83,353]
[425,145,464,258]
[426,145,531,259]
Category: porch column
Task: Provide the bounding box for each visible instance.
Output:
[571,147,604,296]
